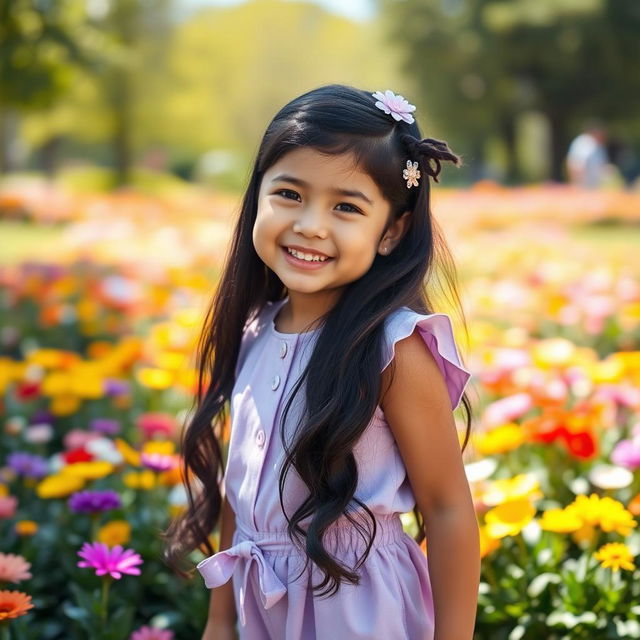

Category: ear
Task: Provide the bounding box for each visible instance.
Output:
[378,210,411,256]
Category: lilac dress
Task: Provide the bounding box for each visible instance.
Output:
[197,297,472,639]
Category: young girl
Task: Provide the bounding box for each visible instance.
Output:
[164,84,480,640]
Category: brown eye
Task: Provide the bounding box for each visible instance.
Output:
[336,203,362,214]
[275,189,300,201]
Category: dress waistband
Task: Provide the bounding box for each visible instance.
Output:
[196,513,405,626]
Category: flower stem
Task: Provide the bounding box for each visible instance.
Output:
[100,577,112,629]
[0,622,10,640]
[515,531,529,565]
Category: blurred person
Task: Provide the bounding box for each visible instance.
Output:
[566,119,609,188]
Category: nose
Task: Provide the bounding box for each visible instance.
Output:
[293,203,328,238]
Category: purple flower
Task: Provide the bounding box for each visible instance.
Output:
[130,626,174,640]
[77,541,143,579]
[611,438,640,470]
[31,409,54,424]
[89,418,121,436]
[68,489,122,513]
[6,452,48,478]
[104,378,130,397]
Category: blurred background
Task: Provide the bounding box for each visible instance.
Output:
[1,1,640,639]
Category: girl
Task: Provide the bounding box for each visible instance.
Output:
[164,84,480,640]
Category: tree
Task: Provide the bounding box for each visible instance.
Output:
[0,0,87,173]
[380,0,640,182]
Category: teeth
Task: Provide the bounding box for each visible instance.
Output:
[287,247,329,262]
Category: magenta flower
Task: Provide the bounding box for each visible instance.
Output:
[130,626,174,640]
[68,489,122,513]
[611,437,640,470]
[77,542,143,579]
[140,452,177,473]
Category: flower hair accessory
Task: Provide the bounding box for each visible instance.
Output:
[372,89,416,124]
[402,160,421,188]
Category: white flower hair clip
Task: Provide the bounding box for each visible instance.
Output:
[402,160,421,189]
[372,89,416,124]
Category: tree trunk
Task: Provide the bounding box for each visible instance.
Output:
[547,112,568,182]
[111,72,132,187]
[501,114,519,185]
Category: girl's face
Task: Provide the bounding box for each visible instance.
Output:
[254,146,408,301]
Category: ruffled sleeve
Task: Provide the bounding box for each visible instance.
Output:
[381,308,472,411]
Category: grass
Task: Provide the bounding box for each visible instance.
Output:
[0,221,69,265]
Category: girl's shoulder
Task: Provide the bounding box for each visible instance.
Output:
[381,306,472,411]
[234,300,281,379]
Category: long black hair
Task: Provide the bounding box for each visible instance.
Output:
[162,83,473,597]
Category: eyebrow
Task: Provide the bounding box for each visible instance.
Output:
[271,173,374,206]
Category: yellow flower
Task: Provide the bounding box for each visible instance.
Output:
[41,372,74,396]
[69,374,104,399]
[15,521,38,536]
[36,474,85,499]
[532,338,577,368]
[598,497,638,536]
[594,542,636,572]
[479,525,500,558]
[97,520,131,547]
[484,499,536,539]
[60,461,114,480]
[539,508,582,533]
[473,423,525,456]
[142,440,175,455]
[482,474,543,507]
[123,470,156,490]
[155,351,188,371]
[50,394,81,416]
[115,438,141,466]
[136,367,174,390]
[565,493,637,536]
[0,484,8,498]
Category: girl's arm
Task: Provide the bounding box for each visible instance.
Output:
[381,330,480,640]
[202,493,238,638]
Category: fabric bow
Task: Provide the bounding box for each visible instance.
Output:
[197,538,288,627]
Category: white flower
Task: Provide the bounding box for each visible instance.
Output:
[402,160,421,188]
[588,463,633,490]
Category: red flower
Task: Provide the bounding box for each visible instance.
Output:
[63,448,94,464]
[15,382,40,401]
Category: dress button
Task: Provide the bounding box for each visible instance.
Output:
[280,341,288,358]
[271,374,280,390]
[256,429,265,447]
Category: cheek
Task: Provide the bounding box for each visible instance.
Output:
[252,207,279,253]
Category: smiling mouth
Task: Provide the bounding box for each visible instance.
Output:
[283,246,334,262]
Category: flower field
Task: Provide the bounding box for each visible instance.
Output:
[0,179,639,639]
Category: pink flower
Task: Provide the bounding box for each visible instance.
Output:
[136,413,176,439]
[482,393,534,427]
[77,542,143,580]
[372,89,416,124]
[64,428,102,450]
[0,496,18,519]
[0,553,32,583]
[130,626,174,640]
[140,452,177,473]
[611,438,640,470]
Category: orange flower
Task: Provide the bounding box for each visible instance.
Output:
[628,493,640,517]
[14,521,38,536]
[0,589,34,619]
